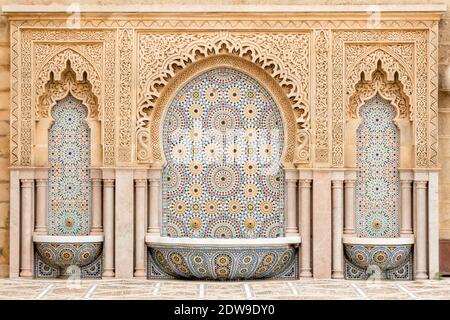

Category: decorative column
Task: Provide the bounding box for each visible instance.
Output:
[102,178,115,278]
[344,178,356,236]
[90,177,103,235]
[415,180,428,279]
[299,179,312,278]
[332,180,344,279]
[134,179,147,277]
[285,169,298,236]
[400,178,413,236]
[147,170,161,236]
[20,179,33,278]
[34,179,48,234]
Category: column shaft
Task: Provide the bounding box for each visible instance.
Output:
[415,180,428,279]
[344,180,356,236]
[400,180,413,236]
[147,179,161,235]
[20,179,33,278]
[299,179,312,278]
[286,179,298,236]
[34,179,47,234]
[102,179,115,277]
[134,179,147,277]
[332,180,344,279]
[91,178,103,234]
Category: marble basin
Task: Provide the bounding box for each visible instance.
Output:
[33,234,104,276]
[343,237,414,280]
[146,236,301,280]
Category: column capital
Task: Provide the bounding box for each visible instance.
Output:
[344,179,356,187]
[35,179,48,187]
[285,178,298,185]
[414,180,428,189]
[103,179,115,187]
[331,180,344,188]
[21,179,34,187]
[400,179,413,186]
[135,179,147,187]
[148,178,161,186]
[299,179,312,188]
[91,178,102,187]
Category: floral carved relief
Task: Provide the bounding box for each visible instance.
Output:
[314,30,331,164]
[332,30,432,168]
[38,61,99,120]
[137,31,311,165]
[348,62,411,121]
[8,18,439,169]
[118,29,134,164]
[12,28,116,166]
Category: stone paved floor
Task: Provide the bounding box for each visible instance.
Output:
[0,278,450,300]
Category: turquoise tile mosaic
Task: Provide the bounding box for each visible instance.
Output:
[162,68,285,238]
[356,95,400,238]
[48,95,91,236]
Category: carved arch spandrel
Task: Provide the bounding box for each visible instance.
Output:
[345,48,414,119]
[348,61,411,122]
[345,61,414,169]
[35,48,102,120]
[150,54,298,169]
[138,31,310,165]
[331,30,429,168]
[34,60,102,167]
[37,60,99,120]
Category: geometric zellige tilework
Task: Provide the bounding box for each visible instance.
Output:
[48,95,91,236]
[356,94,400,238]
[162,68,285,238]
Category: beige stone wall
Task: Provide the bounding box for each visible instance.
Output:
[0,0,450,277]
[0,6,9,277]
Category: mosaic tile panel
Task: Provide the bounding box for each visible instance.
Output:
[344,244,413,280]
[48,95,91,236]
[34,242,103,279]
[356,95,400,238]
[162,68,285,238]
[147,246,298,280]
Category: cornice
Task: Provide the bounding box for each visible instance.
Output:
[1,4,446,21]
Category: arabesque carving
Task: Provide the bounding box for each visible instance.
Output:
[35,47,102,117]
[137,31,310,165]
[332,30,431,168]
[314,29,331,164]
[8,16,439,168]
[37,60,99,120]
[348,61,410,121]
[13,29,116,166]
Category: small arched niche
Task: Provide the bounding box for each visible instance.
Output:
[47,94,91,236]
[35,60,102,167]
[344,61,413,169]
[355,94,400,238]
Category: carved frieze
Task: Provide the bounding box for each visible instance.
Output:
[8,16,440,168]
[137,31,310,165]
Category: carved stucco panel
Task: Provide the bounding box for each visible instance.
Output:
[14,28,116,166]
[137,31,310,166]
[314,29,331,164]
[35,47,102,119]
[332,30,431,168]
[9,19,439,169]
[117,29,134,164]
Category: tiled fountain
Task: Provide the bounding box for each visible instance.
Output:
[146,68,301,280]
[33,95,103,278]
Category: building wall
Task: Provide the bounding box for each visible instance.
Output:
[0,0,449,277]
